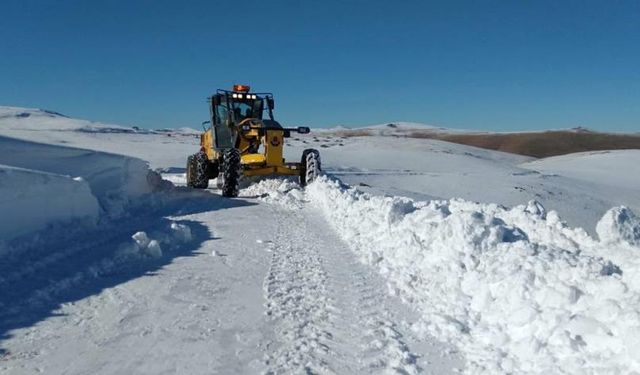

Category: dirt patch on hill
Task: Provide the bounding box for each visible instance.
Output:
[333,128,640,158]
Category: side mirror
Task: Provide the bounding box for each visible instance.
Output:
[297,126,310,134]
[267,97,275,110]
[201,120,211,131]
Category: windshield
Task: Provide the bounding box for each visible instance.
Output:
[230,99,263,121]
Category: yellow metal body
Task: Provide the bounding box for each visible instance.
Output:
[201,130,219,161]
[200,119,301,178]
[241,153,266,165]
[238,123,300,176]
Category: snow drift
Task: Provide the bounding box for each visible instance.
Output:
[0,136,161,217]
[0,165,99,241]
[248,177,640,374]
[0,135,167,245]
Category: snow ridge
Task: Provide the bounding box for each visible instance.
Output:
[304,176,640,374]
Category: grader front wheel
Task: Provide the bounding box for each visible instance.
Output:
[217,149,241,197]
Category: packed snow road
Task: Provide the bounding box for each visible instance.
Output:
[0,185,461,374]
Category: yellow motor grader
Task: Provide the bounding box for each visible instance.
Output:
[187,85,321,197]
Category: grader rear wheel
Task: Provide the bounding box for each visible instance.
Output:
[186,152,210,189]
[299,148,321,187]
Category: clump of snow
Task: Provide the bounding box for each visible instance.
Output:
[240,178,305,208]
[125,231,163,258]
[296,176,640,374]
[170,222,192,243]
[117,222,193,260]
[596,206,640,246]
[159,172,186,185]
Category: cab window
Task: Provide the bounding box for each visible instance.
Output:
[213,98,234,149]
[215,103,229,125]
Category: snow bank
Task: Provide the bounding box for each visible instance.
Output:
[0,136,163,219]
[0,165,100,241]
[0,134,173,249]
[256,177,640,374]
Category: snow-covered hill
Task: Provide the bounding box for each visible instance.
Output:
[1,107,639,374]
[522,149,640,189]
[0,106,200,169]
[315,121,457,136]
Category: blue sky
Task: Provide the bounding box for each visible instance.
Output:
[1,0,639,131]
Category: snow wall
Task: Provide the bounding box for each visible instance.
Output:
[0,136,161,244]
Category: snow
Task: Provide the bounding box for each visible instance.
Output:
[2,105,640,374]
[0,106,200,170]
[0,136,162,219]
[240,178,305,208]
[282,134,640,236]
[521,150,640,190]
[597,206,640,246]
[258,176,640,373]
[117,223,193,260]
[0,165,99,242]
[0,110,171,259]
[315,121,454,135]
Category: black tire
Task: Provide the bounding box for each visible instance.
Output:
[207,160,219,180]
[186,155,197,187]
[186,152,209,189]
[218,149,241,197]
[299,149,321,187]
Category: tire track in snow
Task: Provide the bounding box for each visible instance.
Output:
[322,245,420,374]
[263,212,335,373]
[262,206,421,374]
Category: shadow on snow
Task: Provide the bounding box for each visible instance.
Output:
[0,188,256,357]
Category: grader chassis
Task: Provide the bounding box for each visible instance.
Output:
[187,85,321,197]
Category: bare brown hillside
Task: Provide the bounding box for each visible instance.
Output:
[333,127,640,158]
[421,131,640,158]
